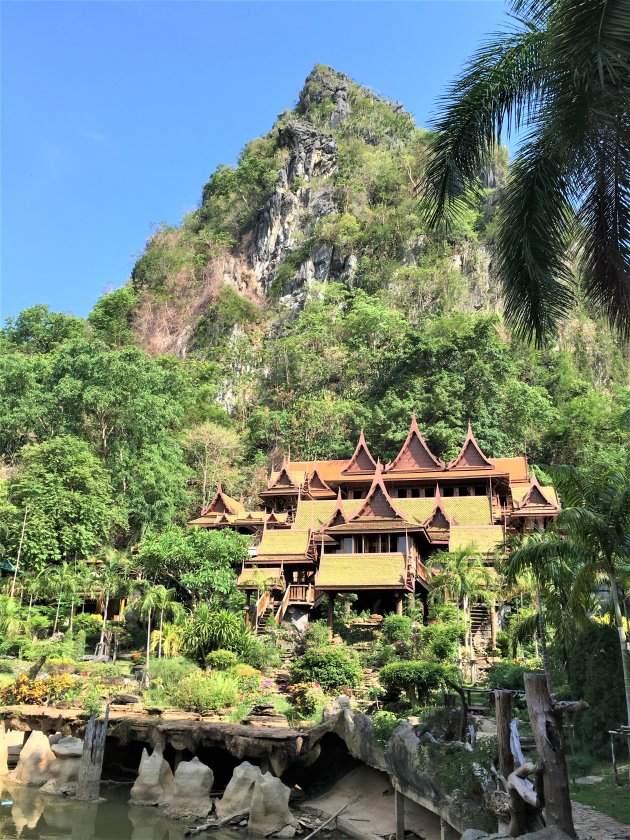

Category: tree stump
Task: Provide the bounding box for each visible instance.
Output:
[524,673,576,839]
[75,705,110,802]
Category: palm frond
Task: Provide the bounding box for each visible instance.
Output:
[422,25,547,228]
[496,134,577,344]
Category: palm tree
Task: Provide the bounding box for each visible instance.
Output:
[152,586,184,659]
[40,562,74,636]
[431,545,495,680]
[508,460,630,724]
[182,605,244,667]
[94,550,130,658]
[422,0,630,345]
[135,584,162,683]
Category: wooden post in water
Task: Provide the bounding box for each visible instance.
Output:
[524,673,576,839]
[76,704,110,802]
[394,789,405,840]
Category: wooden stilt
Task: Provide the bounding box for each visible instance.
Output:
[327,593,335,630]
[490,604,498,650]
[395,593,404,615]
[76,705,110,802]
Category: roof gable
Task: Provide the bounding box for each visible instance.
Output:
[323,488,349,529]
[350,463,407,521]
[519,473,558,509]
[268,456,299,490]
[448,424,493,470]
[386,415,445,472]
[202,483,245,516]
[422,487,458,532]
[342,431,378,474]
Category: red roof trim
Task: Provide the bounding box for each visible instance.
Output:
[342,430,378,474]
[386,414,445,472]
[447,424,493,470]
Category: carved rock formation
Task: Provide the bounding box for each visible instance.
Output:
[215,760,262,819]
[248,772,299,838]
[130,743,174,805]
[40,735,84,796]
[164,756,214,820]
[11,729,56,786]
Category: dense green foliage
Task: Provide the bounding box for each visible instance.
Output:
[290,647,362,691]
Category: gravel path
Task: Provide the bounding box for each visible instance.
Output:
[572,801,630,840]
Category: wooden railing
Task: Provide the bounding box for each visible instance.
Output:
[275,586,292,623]
[254,589,271,629]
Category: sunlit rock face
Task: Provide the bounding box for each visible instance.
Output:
[11,730,56,787]
[164,755,214,820]
[129,743,174,805]
[40,735,84,795]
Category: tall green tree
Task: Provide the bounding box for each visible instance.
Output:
[508,459,630,724]
[423,0,630,344]
[9,436,123,569]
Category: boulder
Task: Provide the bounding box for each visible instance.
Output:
[130,743,174,805]
[322,695,351,720]
[216,761,263,819]
[12,730,56,786]
[0,722,8,776]
[111,693,142,705]
[248,772,299,838]
[164,756,213,820]
[40,736,84,796]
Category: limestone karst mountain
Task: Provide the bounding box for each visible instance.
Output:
[129,65,504,356]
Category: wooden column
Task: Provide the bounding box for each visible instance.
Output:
[245,591,251,627]
[394,789,405,840]
[75,705,110,802]
[396,592,404,615]
[327,593,335,630]
[524,673,576,839]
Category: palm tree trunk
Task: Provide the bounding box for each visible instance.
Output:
[144,609,152,686]
[158,609,163,660]
[608,571,630,727]
[535,583,554,695]
[27,593,34,622]
[53,590,62,636]
[96,592,110,656]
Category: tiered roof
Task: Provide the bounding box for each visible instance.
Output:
[513,473,560,516]
[449,525,505,555]
[341,431,378,474]
[201,483,245,516]
[316,553,407,590]
[448,424,494,470]
[385,415,445,472]
[422,487,458,542]
[304,465,337,500]
[255,528,314,564]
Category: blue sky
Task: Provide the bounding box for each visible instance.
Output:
[2,1,508,320]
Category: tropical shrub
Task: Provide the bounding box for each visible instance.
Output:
[0,660,16,674]
[148,657,199,692]
[0,673,76,705]
[371,710,404,745]
[183,606,245,663]
[206,649,238,671]
[73,613,103,644]
[172,671,240,714]
[290,647,362,691]
[231,663,261,693]
[288,681,326,717]
[414,705,476,742]
[379,661,453,705]
[45,659,77,675]
[418,622,461,661]
[237,632,281,669]
[304,619,332,650]
[381,614,412,645]
[486,662,528,691]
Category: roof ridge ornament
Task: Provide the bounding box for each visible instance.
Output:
[342,429,378,474]
[423,484,459,530]
[447,423,493,470]
[385,413,445,472]
[201,483,243,516]
[268,455,299,489]
[322,487,348,529]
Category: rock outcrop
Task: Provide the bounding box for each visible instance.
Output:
[216,760,262,819]
[130,743,174,805]
[248,772,299,838]
[250,121,339,299]
[11,730,56,786]
[164,756,213,820]
[40,735,84,796]
[0,722,8,776]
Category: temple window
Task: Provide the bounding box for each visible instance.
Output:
[475,485,486,496]
[426,487,435,497]
[443,486,454,497]
[411,488,420,498]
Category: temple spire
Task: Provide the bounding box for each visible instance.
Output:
[202,483,244,516]
[342,429,378,474]
[447,423,493,470]
[386,414,445,471]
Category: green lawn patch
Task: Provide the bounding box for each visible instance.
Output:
[571,763,630,825]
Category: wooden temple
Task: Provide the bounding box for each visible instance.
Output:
[189,417,559,629]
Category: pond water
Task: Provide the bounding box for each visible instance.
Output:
[0,782,244,840]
